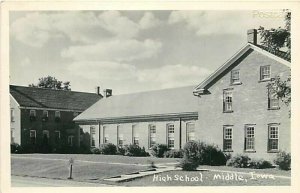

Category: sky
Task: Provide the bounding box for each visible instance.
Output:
[9,10,286,95]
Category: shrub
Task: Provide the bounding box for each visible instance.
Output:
[91,147,101,154]
[200,144,227,166]
[117,146,126,155]
[99,143,117,155]
[274,151,291,170]
[179,157,199,171]
[124,144,150,157]
[151,144,169,158]
[249,159,273,169]
[164,149,184,158]
[226,154,251,168]
[11,143,23,153]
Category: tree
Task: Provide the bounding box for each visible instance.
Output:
[258,10,291,108]
[29,76,71,90]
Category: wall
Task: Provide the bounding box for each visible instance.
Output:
[10,95,21,144]
[197,49,290,161]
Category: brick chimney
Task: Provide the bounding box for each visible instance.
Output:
[247,29,257,45]
[96,86,101,95]
[103,89,112,98]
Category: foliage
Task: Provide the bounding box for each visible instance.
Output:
[29,76,71,90]
[226,154,251,168]
[249,159,273,169]
[124,144,150,157]
[99,143,117,155]
[151,144,170,158]
[11,143,23,153]
[164,149,184,158]
[274,151,291,170]
[179,158,199,171]
[91,147,101,154]
[117,146,126,155]
[267,75,291,106]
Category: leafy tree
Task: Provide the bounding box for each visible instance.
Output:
[29,76,71,90]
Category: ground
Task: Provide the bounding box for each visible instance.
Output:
[11,154,291,186]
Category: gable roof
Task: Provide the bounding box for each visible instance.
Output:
[10,85,102,111]
[193,43,291,95]
[74,85,198,122]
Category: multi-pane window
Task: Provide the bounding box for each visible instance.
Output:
[68,135,74,146]
[55,111,61,118]
[268,90,279,109]
[30,130,36,144]
[260,65,271,80]
[90,126,96,147]
[103,126,109,143]
[167,124,175,148]
[117,125,124,147]
[54,130,60,143]
[11,128,15,143]
[11,108,15,122]
[30,110,36,117]
[43,130,49,139]
[231,70,240,84]
[268,125,279,151]
[223,90,233,112]
[223,126,233,151]
[132,124,139,146]
[245,125,255,151]
[186,122,195,141]
[43,110,48,117]
[149,124,156,148]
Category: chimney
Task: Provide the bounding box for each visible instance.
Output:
[96,86,101,95]
[103,89,112,98]
[247,29,257,45]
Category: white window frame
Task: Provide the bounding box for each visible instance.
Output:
[260,65,271,80]
[11,128,15,143]
[132,124,139,146]
[43,110,48,117]
[268,124,279,151]
[149,124,156,148]
[90,126,96,147]
[223,126,233,151]
[30,130,36,144]
[245,125,255,151]
[167,123,175,148]
[43,130,50,139]
[268,90,279,109]
[223,89,233,112]
[103,126,109,144]
[54,130,61,141]
[11,108,15,122]
[55,111,61,118]
[30,110,36,117]
[186,122,195,142]
[68,135,74,146]
[231,69,240,84]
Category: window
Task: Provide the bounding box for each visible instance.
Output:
[117,125,123,147]
[30,110,36,117]
[43,130,49,139]
[43,110,48,117]
[260,65,271,80]
[55,111,60,118]
[11,108,15,122]
[231,70,240,84]
[149,124,156,148]
[186,122,195,141]
[245,125,255,151]
[167,124,175,148]
[11,128,15,143]
[268,124,279,151]
[132,124,139,146]
[103,126,109,143]
[68,135,74,146]
[54,130,60,143]
[30,130,36,144]
[223,126,233,151]
[223,90,233,112]
[268,90,279,109]
[90,126,96,147]
[73,112,79,117]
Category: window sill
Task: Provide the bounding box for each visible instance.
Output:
[244,150,256,153]
[230,82,242,86]
[268,150,279,153]
[258,78,271,83]
[223,110,234,113]
[268,107,280,110]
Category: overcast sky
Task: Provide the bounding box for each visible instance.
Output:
[9,10,286,95]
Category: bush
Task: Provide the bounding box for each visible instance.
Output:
[99,143,117,155]
[249,159,273,169]
[200,144,227,166]
[274,151,291,170]
[124,144,150,157]
[117,146,126,155]
[164,149,184,158]
[11,143,23,153]
[151,144,169,158]
[91,147,101,154]
[179,158,199,171]
[226,154,251,168]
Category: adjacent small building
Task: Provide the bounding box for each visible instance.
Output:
[10,85,102,152]
[74,86,199,150]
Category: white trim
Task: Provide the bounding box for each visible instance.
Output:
[10,94,20,107]
[20,106,83,113]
